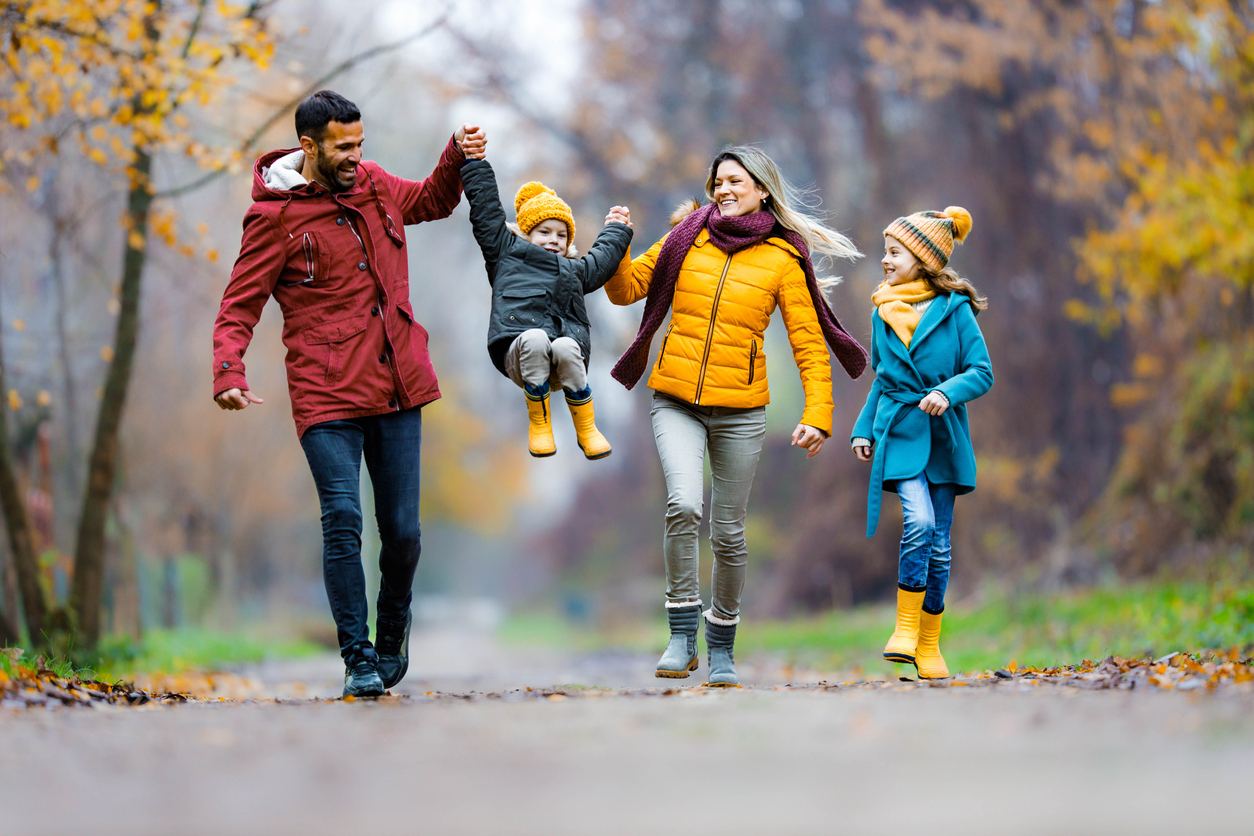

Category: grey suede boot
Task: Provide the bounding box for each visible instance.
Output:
[655,602,701,678]
[704,613,739,687]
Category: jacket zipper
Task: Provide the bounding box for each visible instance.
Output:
[694,253,733,405]
[302,232,316,283]
[658,323,674,368]
[748,339,757,385]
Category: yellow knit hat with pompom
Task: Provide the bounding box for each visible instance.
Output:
[514,181,575,243]
[883,205,972,273]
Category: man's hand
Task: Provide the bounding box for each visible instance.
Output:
[456,123,487,160]
[215,388,264,411]
[854,444,873,463]
[605,205,632,227]
[791,423,826,458]
[918,391,949,416]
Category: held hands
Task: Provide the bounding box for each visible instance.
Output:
[456,123,487,160]
[215,388,264,411]
[918,391,949,416]
[791,423,826,458]
[605,205,631,227]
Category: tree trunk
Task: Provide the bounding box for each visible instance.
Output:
[0,306,48,647]
[70,149,153,650]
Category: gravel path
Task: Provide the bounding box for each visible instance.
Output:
[3,628,1251,835]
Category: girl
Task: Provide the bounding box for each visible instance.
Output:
[607,146,866,686]
[850,207,993,680]
[461,156,632,458]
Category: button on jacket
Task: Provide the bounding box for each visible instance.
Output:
[213,136,464,437]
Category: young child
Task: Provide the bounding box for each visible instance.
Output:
[850,207,993,679]
[461,154,633,458]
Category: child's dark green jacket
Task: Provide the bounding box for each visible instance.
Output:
[850,292,993,537]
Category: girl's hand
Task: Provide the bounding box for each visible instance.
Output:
[791,423,826,458]
[605,205,631,227]
[918,391,949,416]
[854,444,873,463]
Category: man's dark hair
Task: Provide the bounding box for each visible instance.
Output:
[295,90,361,144]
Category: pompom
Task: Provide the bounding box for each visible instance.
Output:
[943,206,972,243]
[514,181,554,214]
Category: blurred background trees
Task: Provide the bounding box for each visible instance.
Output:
[0,0,1249,653]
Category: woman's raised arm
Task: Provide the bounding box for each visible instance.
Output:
[604,233,667,305]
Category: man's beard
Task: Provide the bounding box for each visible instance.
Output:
[314,151,356,193]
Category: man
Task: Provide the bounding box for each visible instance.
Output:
[213,90,486,696]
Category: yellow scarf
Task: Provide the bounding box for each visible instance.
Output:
[872,280,936,349]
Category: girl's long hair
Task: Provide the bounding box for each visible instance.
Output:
[705,146,861,286]
[921,264,988,310]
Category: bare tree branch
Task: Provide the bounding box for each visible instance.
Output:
[156,9,450,200]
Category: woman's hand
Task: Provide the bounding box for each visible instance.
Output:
[918,391,949,416]
[605,205,631,227]
[791,423,826,458]
[853,444,873,463]
[456,123,487,159]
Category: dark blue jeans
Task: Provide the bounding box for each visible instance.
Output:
[890,472,956,614]
[300,407,422,660]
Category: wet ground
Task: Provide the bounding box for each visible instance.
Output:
[3,627,1252,834]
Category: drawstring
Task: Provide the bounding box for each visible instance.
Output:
[277,194,295,238]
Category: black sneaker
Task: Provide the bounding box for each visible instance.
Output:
[343,644,384,698]
[376,610,412,690]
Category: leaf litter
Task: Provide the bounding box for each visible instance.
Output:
[2,647,1251,712]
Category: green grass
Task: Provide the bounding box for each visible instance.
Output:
[500,582,1254,678]
[2,628,324,683]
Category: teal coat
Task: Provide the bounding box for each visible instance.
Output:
[850,292,993,537]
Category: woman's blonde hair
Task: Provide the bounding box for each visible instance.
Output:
[920,264,988,311]
[705,146,862,285]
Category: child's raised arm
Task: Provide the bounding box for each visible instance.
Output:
[574,205,635,294]
[460,159,514,282]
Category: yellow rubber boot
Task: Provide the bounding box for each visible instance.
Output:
[915,610,950,679]
[883,587,925,665]
[525,383,556,458]
[564,386,611,460]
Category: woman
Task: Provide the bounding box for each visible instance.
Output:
[607,146,867,686]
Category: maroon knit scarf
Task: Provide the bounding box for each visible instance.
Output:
[611,203,868,389]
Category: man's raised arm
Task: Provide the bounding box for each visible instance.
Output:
[384,123,486,226]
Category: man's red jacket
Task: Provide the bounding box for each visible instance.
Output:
[213,136,464,437]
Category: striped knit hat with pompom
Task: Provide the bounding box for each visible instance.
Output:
[514,181,575,242]
[883,206,972,273]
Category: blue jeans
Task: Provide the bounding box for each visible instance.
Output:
[300,407,423,660]
[890,472,956,614]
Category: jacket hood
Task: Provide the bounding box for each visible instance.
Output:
[252,147,319,201]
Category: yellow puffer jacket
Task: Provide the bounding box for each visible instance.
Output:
[606,228,834,434]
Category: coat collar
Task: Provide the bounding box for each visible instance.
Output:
[908,291,955,352]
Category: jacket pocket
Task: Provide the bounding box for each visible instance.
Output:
[748,339,758,385]
[303,313,367,385]
[281,232,323,287]
[658,323,674,368]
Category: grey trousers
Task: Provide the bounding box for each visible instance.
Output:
[505,329,587,391]
[650,392,767,621]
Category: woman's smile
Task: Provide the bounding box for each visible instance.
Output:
[712,159,770,217]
